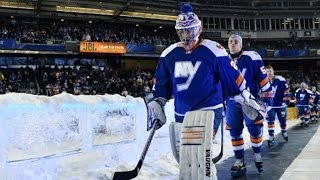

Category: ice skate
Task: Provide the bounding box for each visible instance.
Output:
[281,132,288,141]
[231,158,246,177]
[268,135,275,147]
[253,153,263,173]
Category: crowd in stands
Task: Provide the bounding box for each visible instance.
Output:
[0,66,35,94]
[279,68,320,98]
[0,16,178,46]
[2,16,320,50]
[0,64,319,100]
[35,65,153,97]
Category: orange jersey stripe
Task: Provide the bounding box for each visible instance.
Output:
[254,119,263,125]
[260,91,273,98]
[259,77,269,87]
[235,74,244,87]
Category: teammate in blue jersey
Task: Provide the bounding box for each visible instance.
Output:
[226,34,273,176]
[143,3,264,164]
[295,82,313,127]
[265,66,290,146]
[310,86,320,122]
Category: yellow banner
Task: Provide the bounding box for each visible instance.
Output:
[80,42,126,54]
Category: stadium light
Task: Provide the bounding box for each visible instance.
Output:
[56,6,114,16]
[55,5,176,21]
[0,1,34,10]
[120,11,176,21]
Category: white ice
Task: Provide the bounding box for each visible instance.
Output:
[0,93,299,180]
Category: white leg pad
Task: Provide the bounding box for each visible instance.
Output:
[179,110,217,180]
[169,122,181,163]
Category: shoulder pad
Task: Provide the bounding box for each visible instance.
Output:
[201,39,228,57]
[160,42,181,57]
[274,75,286,81]
[306,89,313,94]
[242,51,262,61]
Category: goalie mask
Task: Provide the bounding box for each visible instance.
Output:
[175,4,202,51]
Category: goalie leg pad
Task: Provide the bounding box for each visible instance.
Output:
[169,122,181,163]
[179,110,217,180]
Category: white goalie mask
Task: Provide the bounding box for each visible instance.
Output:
[175,4,202,51]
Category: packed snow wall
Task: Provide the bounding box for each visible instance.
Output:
[0,93,154,165]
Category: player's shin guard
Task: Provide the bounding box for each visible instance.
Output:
[300,117,305,127]
[250,135,263,172]
[267,121,275,147]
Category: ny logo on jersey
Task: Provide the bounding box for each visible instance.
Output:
[174,61,201,91]
[299,94,306,101]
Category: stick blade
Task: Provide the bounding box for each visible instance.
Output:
[112,167,139,180]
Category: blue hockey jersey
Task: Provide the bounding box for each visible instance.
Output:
[269,75,290,108]
[228,51,273,105]
[153,39,247,122]
[312,91,320,105]
[295,88,313,106]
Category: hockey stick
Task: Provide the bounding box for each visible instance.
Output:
[112,119,159,180]
[212,117,223,164]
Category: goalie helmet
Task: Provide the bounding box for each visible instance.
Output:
[175,4,202,51]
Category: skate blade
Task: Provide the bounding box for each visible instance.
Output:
[268,140,274,147]
[257,168,263,173]
[281,134,288,142]
[231,168,246,177]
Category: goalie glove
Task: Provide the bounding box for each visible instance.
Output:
[143,93,167,131]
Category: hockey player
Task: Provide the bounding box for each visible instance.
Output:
[143,4,265,179]
[226,34,273,177]
[310,86,320,122]
[295,82,313,126]
[265,66,290,147]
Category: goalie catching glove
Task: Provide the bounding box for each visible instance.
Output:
[144,93,167,131]
[234,89,269,121]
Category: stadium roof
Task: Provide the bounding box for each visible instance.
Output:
[0,0,319,25]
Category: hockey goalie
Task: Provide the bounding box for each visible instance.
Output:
[143,3,267,180]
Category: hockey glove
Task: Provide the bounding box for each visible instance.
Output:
[234,89,268,121]
[241,100,268,122]
[144,93,167,131]
[234,89,261,111]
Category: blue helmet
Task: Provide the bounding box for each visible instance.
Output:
[175,4,202,50]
